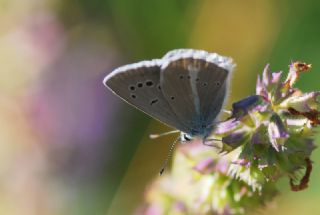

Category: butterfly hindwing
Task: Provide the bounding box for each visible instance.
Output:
[160,57,204,135]
[160,49,233,135]
[196,61,229,126]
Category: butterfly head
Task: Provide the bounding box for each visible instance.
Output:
[180,121,218,144]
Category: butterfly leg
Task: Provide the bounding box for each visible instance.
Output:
[205,120,225,130]
[222,109,232,115]
[202,136,222,149]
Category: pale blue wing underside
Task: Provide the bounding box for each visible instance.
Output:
[103,49,235,136]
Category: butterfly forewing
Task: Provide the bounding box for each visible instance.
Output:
[104,60,189,132]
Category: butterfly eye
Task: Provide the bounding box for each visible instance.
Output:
[183,133,192,141]
[131,94,136,99]
[137,82,143,88]
[129,86,135,91]
[202,82,208,87]
[215,81,221,86]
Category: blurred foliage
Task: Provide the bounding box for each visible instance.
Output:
[56,0,199,58]
[267,0,320,91]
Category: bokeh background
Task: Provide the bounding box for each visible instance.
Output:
[0,0,319,214]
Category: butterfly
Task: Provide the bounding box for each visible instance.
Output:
[103,49,235,174]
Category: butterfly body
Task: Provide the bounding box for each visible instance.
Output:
[103,49,235,142]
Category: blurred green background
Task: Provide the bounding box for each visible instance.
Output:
[0,0,319,214]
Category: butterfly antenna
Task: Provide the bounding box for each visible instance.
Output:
[159,137,180,175]
[149,130,180,139]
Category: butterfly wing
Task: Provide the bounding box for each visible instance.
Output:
[160,57,202,135]
[196,59,230,126]
[103,59,189,132]
[160,49,234,135]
